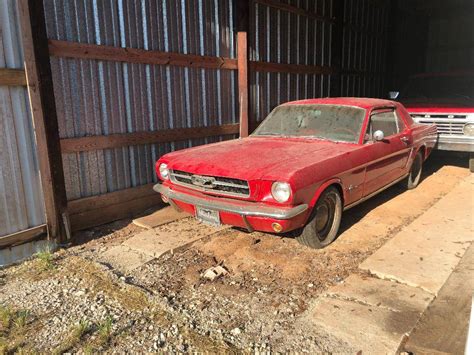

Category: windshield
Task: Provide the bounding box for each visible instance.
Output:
[399,75,474,103]
[252,104,366,143]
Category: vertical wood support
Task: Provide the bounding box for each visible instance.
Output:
[237,0,250,137]
[330,0,345,97]
[18,0,69,241]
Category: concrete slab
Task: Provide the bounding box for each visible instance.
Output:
[133,206,187,229]
[303,296,414,354]
[100,245,154,272]
[404,243,474,355]
[123,220,228,258]
[360,176,474,295]
[326,274,433,315]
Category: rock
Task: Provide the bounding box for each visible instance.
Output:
[231,327,242,336]
[202,266,228,281]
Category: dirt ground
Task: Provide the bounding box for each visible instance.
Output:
[0,152,471,353]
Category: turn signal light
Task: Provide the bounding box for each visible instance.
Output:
[272,223,283,233]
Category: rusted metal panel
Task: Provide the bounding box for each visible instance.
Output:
[44,0,238,200]
[0,0,45,238]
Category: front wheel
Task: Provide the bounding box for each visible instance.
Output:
[296,187,342,249]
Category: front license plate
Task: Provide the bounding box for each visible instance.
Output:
[195,206,221,226]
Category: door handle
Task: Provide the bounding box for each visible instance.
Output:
[400,136,410,144]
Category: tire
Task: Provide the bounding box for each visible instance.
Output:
[406,151,423,189]
[469,153,474,173]
[296,186,342,249]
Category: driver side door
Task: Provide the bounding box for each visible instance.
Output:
[362,108,412,196]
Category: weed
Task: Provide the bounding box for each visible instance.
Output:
[97,316,113,344]
[35,249,55,271]
[54,319,90,354]
[0,306,11,330]
[73,319,90,339]
[13,310,29,329]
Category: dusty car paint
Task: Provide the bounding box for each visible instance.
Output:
[154,98,437,234]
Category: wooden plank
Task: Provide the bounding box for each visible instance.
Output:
[0,225,47,249]
[70,194,163,232]
[68,183,156,215]
[254,0,335,23]
[60,123,239,153]
[18,0,68,241]
[49,40,238,70]
[250,61,335,75]
[0,68,27,86]
[237,32,249,138]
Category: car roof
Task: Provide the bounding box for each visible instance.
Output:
[283,97,395,109]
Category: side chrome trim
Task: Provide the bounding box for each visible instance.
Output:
[154,184,308,220]
[343,173,409,211]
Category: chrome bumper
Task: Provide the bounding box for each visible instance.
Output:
[153,184,308,220]
[436,135,474,152]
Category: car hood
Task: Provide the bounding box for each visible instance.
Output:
[164,136,356,181]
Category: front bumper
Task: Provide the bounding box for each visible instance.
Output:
[436,135,474,152]
[153,183,309,232]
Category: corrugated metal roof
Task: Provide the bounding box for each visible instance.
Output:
[0,0,45,237]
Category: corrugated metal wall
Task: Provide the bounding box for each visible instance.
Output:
[341,0,390,98]
[249,0,390,126]
[249,0,335,125]
[43,0,392,203]
[0,0,45,237]
[43,0,238,200]
[425,10,474,72]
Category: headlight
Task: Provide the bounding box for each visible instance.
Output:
[463,123,474,137]
[271,182,291,203]
[159,163,169,180]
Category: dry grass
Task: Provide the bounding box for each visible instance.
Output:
[53,319,91,354]
[0,305,33,354]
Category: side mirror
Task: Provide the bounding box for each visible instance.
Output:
[388,91,400,100]
[373,130,385,142]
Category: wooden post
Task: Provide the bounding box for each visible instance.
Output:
[237,32,249,137]
[18,0,69,241]
[237,1,250,137]
[330,0,345,97]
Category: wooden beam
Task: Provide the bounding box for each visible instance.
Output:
[68,183,156,215]
[60,123,239,153]
[0,68,27,86]
[18,0,68,241]
[254,0,335,23]
[69,186,163,232]
[49,40,238,71]
[250,61,335,75]
[0,225,47,249]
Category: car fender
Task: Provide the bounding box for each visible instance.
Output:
[308,178,344,208]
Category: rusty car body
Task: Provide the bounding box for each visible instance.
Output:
[154,98,437,248]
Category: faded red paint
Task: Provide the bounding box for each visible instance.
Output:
[155,98,437,234]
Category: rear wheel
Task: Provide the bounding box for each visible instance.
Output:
[296,187,342,249]
[406,151,423,189]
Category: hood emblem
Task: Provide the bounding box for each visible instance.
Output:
[191,175,216,188]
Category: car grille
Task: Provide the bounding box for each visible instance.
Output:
[411,114,467,136]
[170,170,250,198]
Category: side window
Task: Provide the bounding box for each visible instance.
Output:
[365,110,400,142]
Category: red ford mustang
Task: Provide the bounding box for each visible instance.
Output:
[154,98,437,248]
